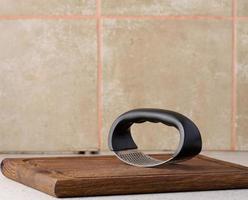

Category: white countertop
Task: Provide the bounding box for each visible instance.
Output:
[1,151,248,200]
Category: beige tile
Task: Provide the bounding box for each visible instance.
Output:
[237,21,248,150]
[102,0,231,16]
[238,0,248,16]
[0,20,97,151]
[102,19,232,151]
[0,0,96,15]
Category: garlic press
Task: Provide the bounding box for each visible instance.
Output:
[108,108,202,167]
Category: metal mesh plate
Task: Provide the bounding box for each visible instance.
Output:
[115,149,163,167]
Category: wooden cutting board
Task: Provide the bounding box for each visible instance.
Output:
[1,154,248,198]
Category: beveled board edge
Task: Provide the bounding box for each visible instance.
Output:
[1,158,58,197]
[1,154,248,198]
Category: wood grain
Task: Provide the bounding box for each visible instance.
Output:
[1,154,248,198]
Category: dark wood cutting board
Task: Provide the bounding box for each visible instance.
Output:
[1,154,248,198]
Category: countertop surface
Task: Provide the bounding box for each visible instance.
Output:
[1,151,248,200]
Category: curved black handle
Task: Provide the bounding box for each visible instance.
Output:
[108,108,202,162]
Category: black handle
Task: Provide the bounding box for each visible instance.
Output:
[108,108,202,162]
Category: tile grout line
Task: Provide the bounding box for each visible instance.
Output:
[237,16,248,20]
[96,0,103,150]
[231,0,238,150]
[0,15,96,20]
[0,15,248,20]
[102,15,233,20]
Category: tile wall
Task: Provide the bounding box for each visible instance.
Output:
[0,0,246,152]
